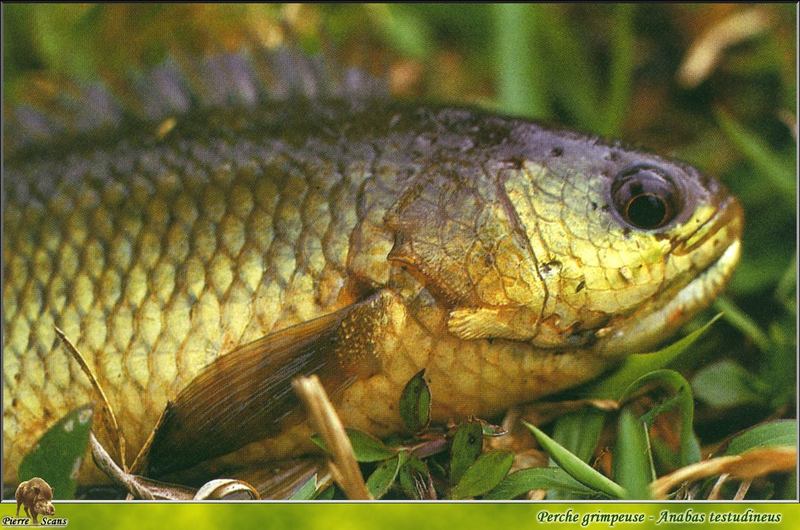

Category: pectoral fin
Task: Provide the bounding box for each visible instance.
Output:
[447,306,541,341]
[143,297,382,478]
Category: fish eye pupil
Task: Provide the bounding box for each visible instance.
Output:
[611,164,681,230]
[626,193,666,229]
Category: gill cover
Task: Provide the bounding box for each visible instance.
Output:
[385,160,548,342]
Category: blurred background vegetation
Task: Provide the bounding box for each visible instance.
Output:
[3,3,796,500]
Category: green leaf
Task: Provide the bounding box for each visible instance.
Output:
[523,421,626,499]
[18,404,93,500]
[450,420,484,485]
[397,454,432,500]
[619,369,700,466]
[724,420,798,456]
[613,408,654,500]
[582,314,722,400]
[714,296,771,353]
[399,369,431,433]
[715,108,795,199]
[366,452,407,499]
[450,451,514,499]
[289,474,317,500]
[692,360,763,408]
[485,467,600,500]
[344,429,397,462]
[311,429,396,463]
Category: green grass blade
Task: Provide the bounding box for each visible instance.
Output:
[600,3,636,137]
[582,314,722,400]
[523,421,626,499]
[619,369,701,466]
[723,419,797,456]
[371,5,434,60]
[314,485,335,500]
[551,409,606,463]
[715,108,795,199]
[492,3,549,118]
[714,296,771,353]
[536,5,601,129]
[289,474,317,500]
[692,360,764,408]
[774,251,797,312]
[548,409,606,499]
[613,408,653,499]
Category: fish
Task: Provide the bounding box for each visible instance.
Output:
[2,50,743,492]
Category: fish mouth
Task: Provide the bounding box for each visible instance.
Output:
[671,195,743,257]
[596,196,743,356]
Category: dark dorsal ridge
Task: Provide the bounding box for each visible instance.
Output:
[4,47,389,157]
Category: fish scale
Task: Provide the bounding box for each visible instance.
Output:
[3,125,365,482]
[4,89,742,487]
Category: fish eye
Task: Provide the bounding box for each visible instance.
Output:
[611,164,681,230]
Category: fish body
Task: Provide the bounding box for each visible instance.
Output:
[3,85,742,486]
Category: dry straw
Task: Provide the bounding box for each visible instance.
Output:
[293,375,372,500]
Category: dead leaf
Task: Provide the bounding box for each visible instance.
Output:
[651,446,796,499]
[57,327,127,470]
[677,8,773,88]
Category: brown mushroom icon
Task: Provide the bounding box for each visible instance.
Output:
[15,477,55,524]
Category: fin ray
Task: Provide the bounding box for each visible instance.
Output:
[143,302,371,478]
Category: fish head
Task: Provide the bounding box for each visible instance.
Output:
[495,122,744,355]
[384,108,741,355]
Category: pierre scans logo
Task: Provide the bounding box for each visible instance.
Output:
[2,477,67,527]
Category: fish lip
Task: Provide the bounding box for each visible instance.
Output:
[672,194,744,257]
[661,193,744,303]
[666,235,741,317]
